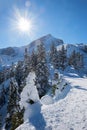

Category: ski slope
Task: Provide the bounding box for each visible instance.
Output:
[16,74,87,130]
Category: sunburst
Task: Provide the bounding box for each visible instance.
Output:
[17,17,32,32]
[10,7,38,38]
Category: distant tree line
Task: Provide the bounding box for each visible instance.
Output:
[50,43,84,70]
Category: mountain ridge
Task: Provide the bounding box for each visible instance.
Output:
[0,34,64,67]
[0,34,87,70]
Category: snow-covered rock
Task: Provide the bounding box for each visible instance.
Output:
[41,95,54,105]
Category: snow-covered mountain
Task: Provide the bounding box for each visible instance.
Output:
[27,34,64,53]
[0,34,64,69]
[0,47,25,69]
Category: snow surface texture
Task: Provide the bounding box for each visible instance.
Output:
[16,72,87,130]
[41,95,54,105]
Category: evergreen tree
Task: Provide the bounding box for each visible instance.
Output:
[0,85,5,107]
[68,50,76,67]
[24,48,30,75]
[79,53,84,68]
[0,114,2,129]
[11,108,24,130]
[30,49,37,71]
[50,43,59,69]
[15,48,30,93]
[82,45,87,52]
[68,50,84,70]
[15,61,24,86]
[10,62,15,78]
[0,71,4,84]
[75,52,84,69]
[35,43,49,98]
[5,79,20,130]
[58,45,67,70]
[50,44,67,69]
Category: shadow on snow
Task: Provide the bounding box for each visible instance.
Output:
[29,102,46,130]
[74,86,87,91]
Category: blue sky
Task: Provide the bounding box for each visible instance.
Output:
[0,0,87,48]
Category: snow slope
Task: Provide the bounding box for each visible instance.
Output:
[16,73,87,130]
[42,76,87,130]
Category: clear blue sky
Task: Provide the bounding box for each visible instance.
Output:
[0,0,87,48]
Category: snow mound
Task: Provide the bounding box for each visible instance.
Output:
[41,95,54,105]
[20,72,39,109]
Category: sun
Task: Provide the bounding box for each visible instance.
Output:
[18,17,32,32]
[10,7,39,38]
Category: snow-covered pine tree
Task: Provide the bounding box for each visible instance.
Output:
[24,48,29,62]
[79,53,84,68]
[24,48,30,76]
[68,50,76,66]
[5,78,20,130]
[58,45,67,70]
[35,43,49,98]
[75,52,84,70]
[11,108,24,130]
[30,49,37,71]
[10,62,15,78]
[52,71,60,95]
[82,45,87,52]
[0,114,2,129]
[50,43,59,69]
[15,61,23,86]
[0,71,4,84]
[0,85,5,107]
[68,50,84,70]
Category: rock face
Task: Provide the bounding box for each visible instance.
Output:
[0,47,16,56]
